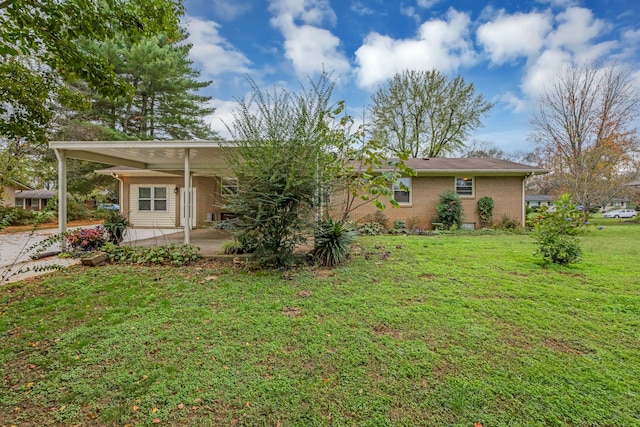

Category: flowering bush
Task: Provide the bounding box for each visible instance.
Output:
[65,226,107,252]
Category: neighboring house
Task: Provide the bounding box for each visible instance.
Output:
[338,158,549,229]
[95,166,236,228]
[1,178,32,207]
[604,198,629,211]
[526,195,554,209]
[14,189,56,211]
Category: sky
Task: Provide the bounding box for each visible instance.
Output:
[182,0,640,154]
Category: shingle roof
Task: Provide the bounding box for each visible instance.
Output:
[15,190,57,199]
[375,158,549,175]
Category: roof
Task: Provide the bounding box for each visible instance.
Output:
[15,190,56,199]
[526,195,554,202]
[94,165,181,177]
[49,140,236,176]
[379,157,549,176]
[1,177,33,191]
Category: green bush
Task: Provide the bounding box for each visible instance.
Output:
[102,211,131,244]
[312,219,358,267]
[477,196,494,228]
[493,214,520,231]
[222,239,244,255]
[531,194,586,266]
[436,190,463,229]
[362,211,389,229]
[65,226,107,253]
[103,243,201,266]
[0,206,37,226]
[358,222,385,236]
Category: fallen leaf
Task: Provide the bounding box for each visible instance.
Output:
[152,407,159,414]
[177,403,185,409]
[246,402,251,408]
[132,405,139,411]
[152,418,161,423]
[59,405,66,411]
[26,382,35,388]
[205,276,218,281]
[194,398,202,403]
[475,423,483,427]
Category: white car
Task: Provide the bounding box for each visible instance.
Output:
[603,209,637,218]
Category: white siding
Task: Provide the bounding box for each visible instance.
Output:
[129,184,177,228]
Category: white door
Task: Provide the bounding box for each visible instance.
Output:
[180,187,196,227]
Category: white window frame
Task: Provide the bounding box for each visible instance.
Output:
[138,186,168,212]
[455,177,474,197]
[393,177,412,205]
[220,177,239,196]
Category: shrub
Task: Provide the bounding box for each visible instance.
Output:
[222,239,244,255]
[493,214,520,231]
[102,210,131,244]
[530,194,586,266]
[436,190,463,229]
[358,222,385,236]
[312,219,358,267]
[362,211,389,229]
[0,206,37,226]
[65,226,107,252]
[477,196,494,228]
[103,243,201,266]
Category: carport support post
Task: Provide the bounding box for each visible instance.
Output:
[54,149,67,250]
[184,148,191,245]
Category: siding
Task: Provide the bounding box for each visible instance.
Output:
[129,184,177,228]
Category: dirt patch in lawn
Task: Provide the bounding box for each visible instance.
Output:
[1,219,102,234]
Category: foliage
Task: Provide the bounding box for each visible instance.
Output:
[311,219,358,267]
[221,239,245,255]
[0,206,37,226]
[81,32,216,140]
[477,196,495,228]
[2,228,640,425]
[65,226,107,252]
[101,210,131,244]
[103,242,201,266]
[357,222,385,236]
[493,214,521,231]
[370,69,494,157]
[530,194,586,265]
[224,73,340,267]
[530,62,640,220]
[436,190,464,229]
[362,210,389,229]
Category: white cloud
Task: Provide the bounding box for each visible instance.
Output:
[417,0,442,8]
[521,49,571,97]
[477,11,552,65]
[354,9,476,88]
[499,91,530,113]
[548,7,605,51]
[212,0,251,21]
[204,99,238,140]
[184,16,252,78]
[268,0,349,76]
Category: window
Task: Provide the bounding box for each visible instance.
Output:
[455,177,474,196]
[393,177,411,204]
[220,177,238,196]
[138,187,168,212]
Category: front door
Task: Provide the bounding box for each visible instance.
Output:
[180,187,196,227]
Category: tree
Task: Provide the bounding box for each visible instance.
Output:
[530,63,640,219]
[370,69,494,158]
[83,33,216,140]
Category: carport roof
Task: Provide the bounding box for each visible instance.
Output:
[49,140,237,175]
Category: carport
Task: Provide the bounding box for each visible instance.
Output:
[49,140,236,244]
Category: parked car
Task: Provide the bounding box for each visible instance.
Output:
[97,203,120,211]
[603,209,637,218]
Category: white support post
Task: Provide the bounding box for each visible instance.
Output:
[184,148,191,245]
[54,149,67,249]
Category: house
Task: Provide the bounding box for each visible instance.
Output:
[1,178,32,207]
[47,140,548,242]
[94,166,235,228]
[14,189,56,211]
[526,195,554,209]
[339,158,549,229]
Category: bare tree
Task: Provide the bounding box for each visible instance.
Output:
[370,69,494,158]
[530,63,640,218]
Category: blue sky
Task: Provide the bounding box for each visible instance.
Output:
[182,0,640,154]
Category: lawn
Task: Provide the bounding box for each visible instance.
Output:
[1,221,639,426]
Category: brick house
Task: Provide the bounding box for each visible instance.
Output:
[339,158,548,229]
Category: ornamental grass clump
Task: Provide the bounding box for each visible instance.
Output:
[312,219,358,267]
[531,194,586,266]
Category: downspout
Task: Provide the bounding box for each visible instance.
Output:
[110,173,124,214]
[54,149,67,250]
[522,172,533,227]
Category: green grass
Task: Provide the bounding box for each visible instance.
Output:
[1,222,639,426]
